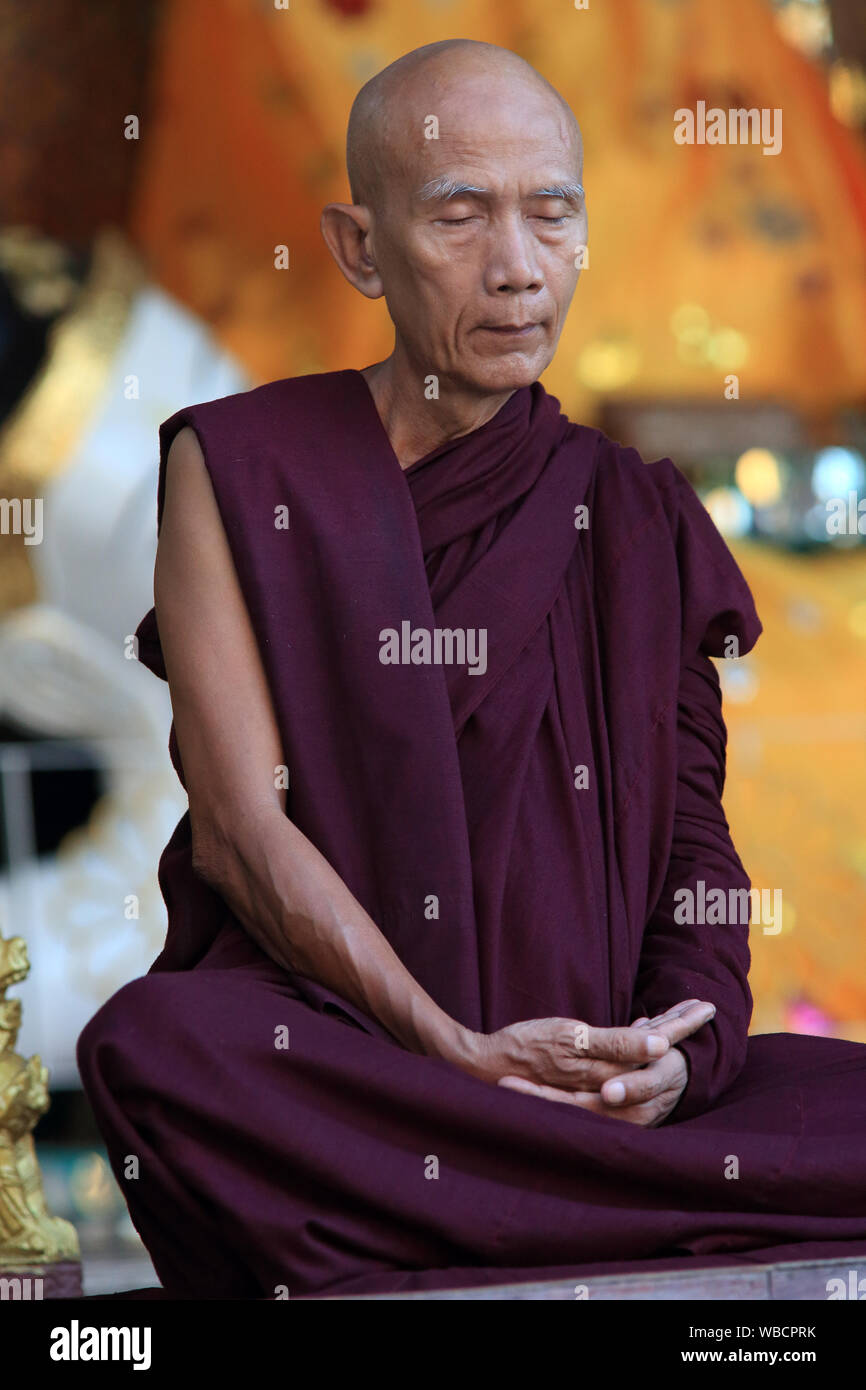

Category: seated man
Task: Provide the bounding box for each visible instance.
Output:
[78,39,866,1299]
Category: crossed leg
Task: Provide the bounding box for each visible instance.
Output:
[77,926,866,1299]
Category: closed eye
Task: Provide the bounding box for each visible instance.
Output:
[437,214,570,227]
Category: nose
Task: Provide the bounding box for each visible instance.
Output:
[484,212,544,295]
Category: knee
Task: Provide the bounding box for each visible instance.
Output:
[76,974,168,1091]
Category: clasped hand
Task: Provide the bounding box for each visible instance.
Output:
[462,999,716,1127]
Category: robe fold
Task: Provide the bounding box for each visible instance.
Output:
[77,370,866,1298]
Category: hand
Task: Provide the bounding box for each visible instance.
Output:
[455,999,715,1102]
[499,1041,690,1127]
[494,999,715,1127]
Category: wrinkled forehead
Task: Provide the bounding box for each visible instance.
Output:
[387,80,582,206]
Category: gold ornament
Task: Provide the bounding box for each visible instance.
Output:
[0,928,80,1273]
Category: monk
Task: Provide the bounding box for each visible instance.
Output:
[77,40,866,1299]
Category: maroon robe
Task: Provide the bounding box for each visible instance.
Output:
[77,370,866,1297]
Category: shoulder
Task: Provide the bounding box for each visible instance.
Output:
[540,378,688,513]
[560,417,695,552]
[556,413,761,657]
[159,369,358,454]
[579,424,688,503]
[162,369,355,428]
[155,370,362,529]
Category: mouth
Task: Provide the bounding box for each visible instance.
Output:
[477,323,543,338]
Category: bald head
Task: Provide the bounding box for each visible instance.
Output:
[346,40,581,213]
[324,39,587,400]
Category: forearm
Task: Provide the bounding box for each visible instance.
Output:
[194,805,474,1066]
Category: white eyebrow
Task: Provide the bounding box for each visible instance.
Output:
[416,176,585,202]
[532,182,585,202]
[417,176,489,201]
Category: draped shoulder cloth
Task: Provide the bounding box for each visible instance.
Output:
[136,370,761,1124]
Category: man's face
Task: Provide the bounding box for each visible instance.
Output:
[369,85,586,395]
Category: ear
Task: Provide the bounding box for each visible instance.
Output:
[320,203,384,299]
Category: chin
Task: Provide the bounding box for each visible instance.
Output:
[464,350,551,394]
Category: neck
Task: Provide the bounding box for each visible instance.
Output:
[360,349,516,469]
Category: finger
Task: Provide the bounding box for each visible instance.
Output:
[533,1086,661,1120]
[632,1014,679,1029]
[572,1071,687,1125]
[498,1076,652,1118]
[498,1075,591,1106]
[627,1002,715,1047]
[633,1001,701,1029]
[581,1023,672,1065]
[600,1050,686,1108]
[573,1005,713,1089]
[585,1020,690,1084]
[577,1063,647,1086]
[649,1001,716,1047]
[576,1094,679,1127]
[514,1042,647,1092]
[499,1073,681,1127]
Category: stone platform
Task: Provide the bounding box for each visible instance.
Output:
[330,1254,866,1301]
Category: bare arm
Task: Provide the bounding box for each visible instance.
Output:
[154,425,473,1065]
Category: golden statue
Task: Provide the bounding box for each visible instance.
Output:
[0,929,80,1283]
